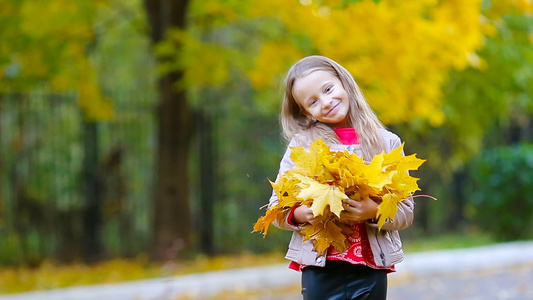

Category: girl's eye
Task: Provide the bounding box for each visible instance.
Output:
[325,85,333,93]
[310,99,318,106]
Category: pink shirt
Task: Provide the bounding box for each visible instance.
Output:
[334,127,359,145]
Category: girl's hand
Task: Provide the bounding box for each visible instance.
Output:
[292,205,320,225]
[341,198,378,222]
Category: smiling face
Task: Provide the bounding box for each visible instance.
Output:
[292,70,350,128]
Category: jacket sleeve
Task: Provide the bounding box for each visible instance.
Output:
[366,197,415,231]
[366,131,415,231]
[267,136,306,232]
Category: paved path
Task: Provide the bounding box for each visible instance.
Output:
[389,262,533,300]
[216,261,533,300]
[1,241,532,300]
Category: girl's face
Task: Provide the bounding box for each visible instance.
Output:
[292,70,350,128]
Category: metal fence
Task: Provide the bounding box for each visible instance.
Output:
[0,91,156,265]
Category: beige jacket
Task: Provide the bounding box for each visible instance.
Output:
[268,129,415,268]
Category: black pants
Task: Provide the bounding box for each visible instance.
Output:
[301,261,387,300]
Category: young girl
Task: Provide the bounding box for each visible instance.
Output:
[268,55,415,300]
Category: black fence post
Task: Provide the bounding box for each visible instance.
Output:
[198,110,215,255]
[82,120,102,262]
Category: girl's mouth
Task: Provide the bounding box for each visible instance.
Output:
[326,102,339,116]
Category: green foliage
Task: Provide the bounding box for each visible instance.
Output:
[441,13,533,166]
[92,0,156,96]
[1,0,531,264]
[0,0,157,265]
[0,91,156,265]
[391,9,533,235]
[398,11,533,174]
[466,143,533,241]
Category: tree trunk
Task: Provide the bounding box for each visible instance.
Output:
[143,0,192,260]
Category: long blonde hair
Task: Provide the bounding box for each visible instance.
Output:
[281,55,385,161]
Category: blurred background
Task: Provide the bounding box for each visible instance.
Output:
[0,0,532,295]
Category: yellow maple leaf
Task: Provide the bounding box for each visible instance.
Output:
[388,171,421,197]
[290,139,335,182]
[289,145,319,175]
[383,143,426,173]
[269,177,300,208]
[396,153,426,173]
[361,152,393,191]
[382,143,404,168]
[294,174,347,218]
[329,151,366,189]
[301,220,349,255]
[376,193,400,229]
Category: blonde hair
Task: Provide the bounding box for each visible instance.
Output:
[281,55,385,161]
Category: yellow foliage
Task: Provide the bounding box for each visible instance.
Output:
[252,207,281,235]
[244,0,490,125]
[248,42,303,89]
[76,60,114,121]
[1,0,112,121]
[0,252,286,294]
[193,0,240,24]
[50,75,71,91]
[0,2,15,17]
[78,82,114,121]
[182,42,232,88]
[290,139,336,181]
[157,28,233,89]
[294,174,346,217]
[487,0,532,17]
[19,52,49,77]
[254,139,426,255]
[301,220,350,255]
[158,0,530,123]
[20,1,88,38]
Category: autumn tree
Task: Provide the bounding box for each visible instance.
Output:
[0,0,113,118]
[1,0,530,259]
[0,0,114,262]
[396,0,533,231]
[153,0,492,245]
[162,0,491,123]
[142,0,192,260]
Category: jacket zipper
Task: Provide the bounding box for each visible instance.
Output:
[375,230,386,266]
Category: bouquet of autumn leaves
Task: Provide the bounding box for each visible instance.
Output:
[253,139,426,255]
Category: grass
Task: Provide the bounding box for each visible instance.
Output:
[0,232,498,295]
[403,231,495,253]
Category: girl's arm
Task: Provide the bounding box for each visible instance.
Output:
[366,131,415,230]
[340,196,414,231]
[268,135,312,231]
[366,197,415,231]
[341,197,378,222]
[360,130,415,231]
[291,205,320,224]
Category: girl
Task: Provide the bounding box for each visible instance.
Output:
[269,55,415,300]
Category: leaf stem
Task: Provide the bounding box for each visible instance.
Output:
[411,194,438,201]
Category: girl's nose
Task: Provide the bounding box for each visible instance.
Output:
[322,98,333,109]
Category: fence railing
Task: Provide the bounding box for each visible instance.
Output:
[0,92,156,265]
